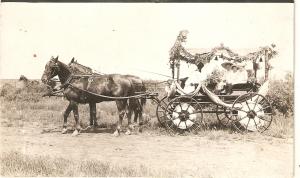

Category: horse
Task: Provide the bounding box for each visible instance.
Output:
[68,58,147,129]
[41,56,138,136]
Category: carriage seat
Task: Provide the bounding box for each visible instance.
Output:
[221,82,260,95]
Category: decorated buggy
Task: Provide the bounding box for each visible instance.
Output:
[156,32,277,134]
[41,30,277,136]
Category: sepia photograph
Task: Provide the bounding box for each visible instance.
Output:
[0,1,295,177]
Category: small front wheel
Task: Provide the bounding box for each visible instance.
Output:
[164,96,204,134]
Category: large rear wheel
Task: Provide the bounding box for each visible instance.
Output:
[231,93,273,133]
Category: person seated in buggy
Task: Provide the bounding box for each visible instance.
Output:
[221,62,256,94]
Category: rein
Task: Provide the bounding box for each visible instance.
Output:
[68,83,157,100]
[48,73,159,100]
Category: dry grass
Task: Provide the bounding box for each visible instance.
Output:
[0,151,182,177]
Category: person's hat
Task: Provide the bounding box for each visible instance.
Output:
[179,30,189,37]
[231,63,238,69]
[221,61,233,68]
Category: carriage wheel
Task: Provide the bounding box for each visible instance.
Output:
[216,105,232,127]
[164,96,204,134]
[231,93,273,133]
[155,96,169,127]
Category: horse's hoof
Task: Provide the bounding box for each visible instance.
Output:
[125,130,131,135]
[113,130,120,137]
[72,130,79,136]
[61,128,68,134]
[138,127,143,133]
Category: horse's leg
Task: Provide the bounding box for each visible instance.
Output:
[93,104,98,127]
[72,102,81,136]
[62,101,73,134]
[133,106,139,124]
[113,100,127,137]
[89,102,97,127]
[125,99,134,135]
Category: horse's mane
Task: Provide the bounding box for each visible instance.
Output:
[73,61,92,71]
[69,60,94,75]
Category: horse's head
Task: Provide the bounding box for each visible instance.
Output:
[41,56,60,84]
[68,57,93,75]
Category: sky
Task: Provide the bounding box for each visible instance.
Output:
[0,3,294,80]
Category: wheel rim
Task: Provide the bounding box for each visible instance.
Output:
[156,96,168,127]
[231,93,273,133]
[164,96,203,134]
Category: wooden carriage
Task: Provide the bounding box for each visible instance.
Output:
[155,43,277,134]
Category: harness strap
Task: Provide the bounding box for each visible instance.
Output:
[68,83,155,100]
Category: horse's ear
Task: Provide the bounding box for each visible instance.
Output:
[53,56,58,63]
[71,57,75,63]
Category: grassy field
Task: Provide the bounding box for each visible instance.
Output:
[0,151,182,177]
[0,79,294,177]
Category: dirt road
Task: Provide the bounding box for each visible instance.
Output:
[0,126,293,178]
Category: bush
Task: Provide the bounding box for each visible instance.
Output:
[267,72,294,117]
[0,81,49,102]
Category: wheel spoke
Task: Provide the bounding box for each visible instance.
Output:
[178,102,183,111]
[257,105,271,113]
[250,93,253,101]
[245,100,251,111]
[245,118,250,130]
[185,103,192,112]
[177,120,182,128]
[237,115,248,122]
[253,117,259,131]
[253,95,260,110]
[184,121,188,130]
[161,99,167,106]
[234,107,248,113]
[256,115,271,122]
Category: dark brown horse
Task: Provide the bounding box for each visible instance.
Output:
[41,56,137,136]
[68,58,147,130]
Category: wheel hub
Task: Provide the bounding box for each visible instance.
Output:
[236,101,266,132]
[247,110,257,119]
[179,111,189,121]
